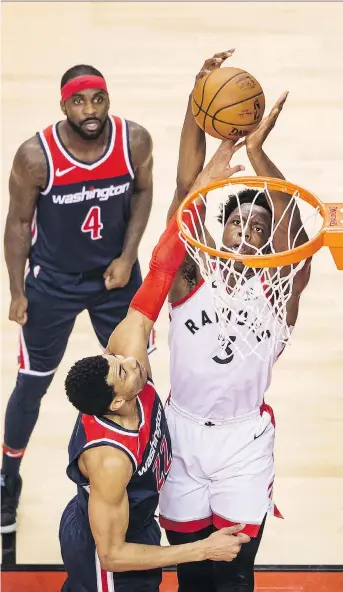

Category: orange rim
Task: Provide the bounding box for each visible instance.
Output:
[176,176,343,269]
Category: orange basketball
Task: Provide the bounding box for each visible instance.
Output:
[192,67,265,140]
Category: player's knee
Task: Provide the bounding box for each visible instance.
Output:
[11,372,55,410]
[213,526,264,592]
[214,563,254,592]
[166,527,216,592]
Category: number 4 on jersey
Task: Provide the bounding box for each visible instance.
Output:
[81,206,103,240]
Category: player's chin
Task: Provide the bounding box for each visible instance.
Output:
[80,128,102,140]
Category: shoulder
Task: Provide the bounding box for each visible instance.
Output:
[126,120,153,168]
[83,443,133,484]
[12,135,47,186]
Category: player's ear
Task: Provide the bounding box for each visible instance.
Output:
[109,394,125,413]
[60,100,67,116]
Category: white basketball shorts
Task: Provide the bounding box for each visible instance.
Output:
[159,400,282,538]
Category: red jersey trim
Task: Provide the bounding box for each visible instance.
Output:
[121,118,134,178]
[37,131,55,196]
[83,437,137,471]
[93,395,145,436]
[51,116,116,170]
[170,279,205,309]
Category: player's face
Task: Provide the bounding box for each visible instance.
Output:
[222,203,272,254]
[62,89,110,140]
[104,354,148,404]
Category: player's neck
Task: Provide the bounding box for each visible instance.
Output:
[59,119,110,158]
[105,399,140,431]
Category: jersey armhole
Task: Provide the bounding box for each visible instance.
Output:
[36,131,54,195]
[170,278,205,309]
[83,439,138,473]
[122,119,134,179]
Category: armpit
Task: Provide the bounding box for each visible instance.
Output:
[181,256,198,290]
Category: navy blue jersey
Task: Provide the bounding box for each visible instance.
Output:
[66,380,172,537]
[30,116,134,273]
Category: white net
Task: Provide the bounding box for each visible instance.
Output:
[179,181,322,362]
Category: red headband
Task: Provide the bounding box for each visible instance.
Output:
[61,75,108,102]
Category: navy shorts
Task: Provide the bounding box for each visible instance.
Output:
[59,497,162,592]
[18,261,155,376]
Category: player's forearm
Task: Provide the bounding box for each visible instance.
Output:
[247,147,285,180]
[121,189,152,265]
[247,147,308,245]
[101,539,205,572]
[176,94,206,197]
[4,217,31,296]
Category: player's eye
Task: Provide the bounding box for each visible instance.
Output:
[232,219,240,226]
[94,96,104,103]
[255,226,263,233]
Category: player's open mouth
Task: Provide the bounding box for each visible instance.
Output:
[229,244,252,255]
[82,119,101,131]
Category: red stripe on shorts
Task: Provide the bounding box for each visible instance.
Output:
[159,514,212,533]
[18,332,25,369]
[212,515,261,538]
[101,569,109,592]
[260,401,275,427]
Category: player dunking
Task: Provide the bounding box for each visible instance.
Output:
[159,51,312,591]
[1,65,155,534]
[59,153,250,592]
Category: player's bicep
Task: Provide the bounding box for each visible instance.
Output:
[7,139,46,224]
[86,448,132,566]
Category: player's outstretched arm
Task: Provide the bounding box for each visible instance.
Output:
[86,446,250,572]
[4,137,47,326]
[167,50,236,224]
[103,122,153,290]
[245,93,311,324]
[245,92,309,249]
[105,207,195,370]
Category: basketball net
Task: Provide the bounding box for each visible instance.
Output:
[177,177,343,363]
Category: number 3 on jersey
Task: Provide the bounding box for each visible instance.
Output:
[81,206,103,240]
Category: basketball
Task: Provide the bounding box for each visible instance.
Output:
[192,67,265,140]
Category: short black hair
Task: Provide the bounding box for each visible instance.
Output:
[65,355,114,416]
[60,65,104,89]
[218,188,272,225]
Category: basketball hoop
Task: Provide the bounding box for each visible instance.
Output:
[176,177,343,361]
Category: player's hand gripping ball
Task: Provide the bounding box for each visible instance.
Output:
[192,66,265,140]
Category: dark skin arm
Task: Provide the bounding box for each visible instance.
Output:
[4,137,47,325]
[167,50,244,303]
[104,121,153,290]
[245,92,311,326]
[167,50,236,224]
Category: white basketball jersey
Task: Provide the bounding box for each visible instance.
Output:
[168,278,290,420]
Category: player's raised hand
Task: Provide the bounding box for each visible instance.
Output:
[245,91,289,152]
[194,139,245,191]
[9,293,28,326]
[195,49,235,83]
[201,524,251,562]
